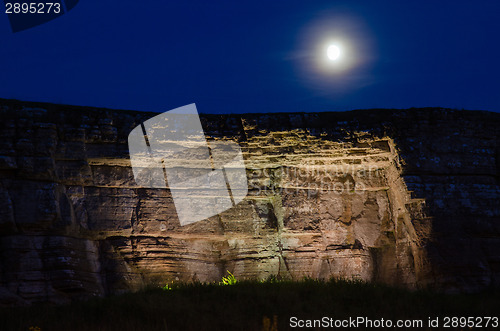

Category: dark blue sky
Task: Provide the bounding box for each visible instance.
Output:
[1,1,499,113]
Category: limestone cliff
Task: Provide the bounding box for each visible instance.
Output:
[0,99,498,305]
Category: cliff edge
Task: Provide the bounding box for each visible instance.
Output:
[0,99,498,305]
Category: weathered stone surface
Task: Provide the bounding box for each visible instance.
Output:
[0,99,498,305]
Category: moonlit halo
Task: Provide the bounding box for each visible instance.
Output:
[327,45,340,60]
[319,40,351,73]
[294,11,377,95]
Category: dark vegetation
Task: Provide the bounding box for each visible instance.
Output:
[1,277,499,331]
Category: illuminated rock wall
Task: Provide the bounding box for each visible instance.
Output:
[0,99,498,305]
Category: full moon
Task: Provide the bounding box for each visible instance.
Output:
[327,45,340,60]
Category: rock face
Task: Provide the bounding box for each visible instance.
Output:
[0,99,498,305]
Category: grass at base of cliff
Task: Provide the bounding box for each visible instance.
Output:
[1,279,499,331]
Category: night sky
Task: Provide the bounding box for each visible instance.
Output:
[1,1,499,114]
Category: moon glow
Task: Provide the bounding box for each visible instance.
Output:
[327,45,340,60]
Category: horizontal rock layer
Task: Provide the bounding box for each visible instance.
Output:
[0,99,498,305]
